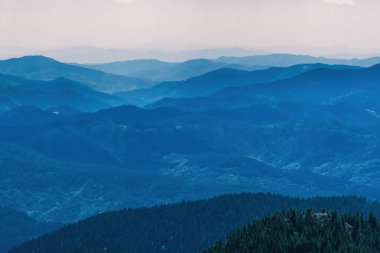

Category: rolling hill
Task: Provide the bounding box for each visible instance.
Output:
[118,63,359,106]
[148,63,380,114]
[0,74,123,112]
[2,101,380,224]
[84,59,263,82]
[0,56,152,93]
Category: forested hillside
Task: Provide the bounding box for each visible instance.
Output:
[9,193,380,253]
[206,209,380,253]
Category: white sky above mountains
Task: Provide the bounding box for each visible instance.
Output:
[0,0,379,57]
[323,0,354,6]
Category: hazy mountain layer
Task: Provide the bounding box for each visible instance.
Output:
[119,63,359,106]
[0,56,152,93]
[216,53,380,67]
[84,59,263,82]
[0,74,123,112]
[149,63,380,114]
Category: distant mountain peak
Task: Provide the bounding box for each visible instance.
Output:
[7,55,59,63]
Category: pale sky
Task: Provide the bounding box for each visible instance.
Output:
[1,0,380,56]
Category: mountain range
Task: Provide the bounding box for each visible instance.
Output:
[83,59,264,82]
[0,74,123,112]
[0,56,152,93]
[149,63,380,115]
[33,46,270,63]
[26,46,380,64]
[2,53,380,252]
[215,53,380,67]
[81,53,380,83]
[1,100,380,225]
[118,63,360,106]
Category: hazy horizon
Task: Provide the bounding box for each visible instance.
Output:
[3,45,380,64]
[2,0,380,61]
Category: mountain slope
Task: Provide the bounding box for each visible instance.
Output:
[2,102,380,223]
[206,209,380,253]
[0,205,53,253]
[0,106,62,125]
[119,63,359,106]
[0,141,199,223]
[0,74,123,112]
[9,193,380,253]
[0,56,152,93]
[84,59,175,79]
[148,64,380,113]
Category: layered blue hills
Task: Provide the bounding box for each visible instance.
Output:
[215,53,380,67]
[149,63,380,117]
[84,58,262,82]
[0,56,153,93]
[118,63,360,106]
[3,54,380,252]
[0,74,123,112]
[82,54,380,82]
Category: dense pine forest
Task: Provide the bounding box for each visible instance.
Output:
[205,209,380,253]
[9,193,380,253]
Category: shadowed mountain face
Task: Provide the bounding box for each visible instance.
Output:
[0,74,123,112]
[0,56,153,93]
[118,64,360,106]
[148,64,380,115]
[0,205,54,253]
[9,193,380,253]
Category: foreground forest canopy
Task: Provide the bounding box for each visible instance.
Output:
[9,193,380,253]
[206,209,380,253]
